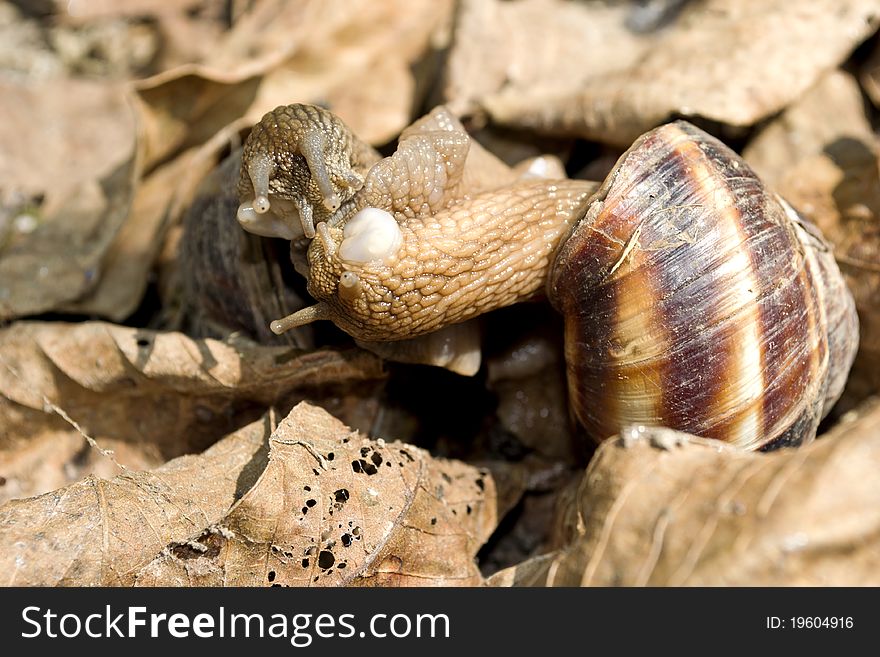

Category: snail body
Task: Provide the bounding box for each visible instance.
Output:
[292,178,593,341]
[246,104,593,342]
[236,105,858,450]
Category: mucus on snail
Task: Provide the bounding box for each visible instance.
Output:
[236,104,859,451]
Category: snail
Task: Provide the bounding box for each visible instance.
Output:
[236,104,859,451]
[236,103,579,375]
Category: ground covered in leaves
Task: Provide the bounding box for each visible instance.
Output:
[2,0,880,586]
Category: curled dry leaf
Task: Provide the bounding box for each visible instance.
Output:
[0,321,384,502]
[489,406,880,587]
[134,0,453,169]
[744,70,880,404]
[0,415,271,586]
[67,118,257,323]
[0,78,138,320]
[134,402,499,587]
[467,0,880,146]
[57,151,193,320]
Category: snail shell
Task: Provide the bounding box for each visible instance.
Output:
[548,121,859,450]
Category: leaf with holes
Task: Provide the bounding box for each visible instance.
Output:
[134,402,500,586]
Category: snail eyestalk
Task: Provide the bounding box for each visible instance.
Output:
[270,302,332,335]
[338,270,362,303]
[316,221,336,257]
[296,197,316,239]
[247,153,274,213]
[300,130,342,212]
[253,195,271,213]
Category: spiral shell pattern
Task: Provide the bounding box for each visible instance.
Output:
[549,121,858,450]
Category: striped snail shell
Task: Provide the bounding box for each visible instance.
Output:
[548,121,859,450]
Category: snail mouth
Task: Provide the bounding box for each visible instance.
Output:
[236,197,302,240]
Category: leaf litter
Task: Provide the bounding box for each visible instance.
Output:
[2,0,880,587]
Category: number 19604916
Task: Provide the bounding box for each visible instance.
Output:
[766,617,854,629]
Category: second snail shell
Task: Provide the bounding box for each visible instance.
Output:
[235,104,859,451]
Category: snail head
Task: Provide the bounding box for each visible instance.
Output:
[236,104,374,242]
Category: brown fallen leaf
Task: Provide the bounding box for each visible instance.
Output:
[745,70,875,187]
[744,70,880,405]
[53,1,312,76]
[64,118,254,322]
[489,406,880,586]
[0,78,138,319]
[131,402,499,586]
[0,414,271,586]
[475,0,880,146]
[134,0,453,169]
[0,321,384,502]
[444,0,650,119]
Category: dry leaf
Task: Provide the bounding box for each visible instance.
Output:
[445,0,650,118]
[745,70,875,186]
[489,408,880,586]
[132,402,499,586]
[744,70,880,404]
[476,0,880,146]
[134,0,453,169]
[0,415,271,586]
[55,0,222,73]
[64,119,251,321]
[59,148,195,320]
[0,321,383,501]
[0,78,138,319]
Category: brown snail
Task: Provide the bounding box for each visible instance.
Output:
[236,104,859,451]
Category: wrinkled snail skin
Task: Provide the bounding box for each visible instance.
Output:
[236,105,859,451]
[301,179,594,341]
[548,121,859,450]
[239,103,595,342]
[236,104,381,241]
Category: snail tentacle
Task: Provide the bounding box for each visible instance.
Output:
[270,302,332,335]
